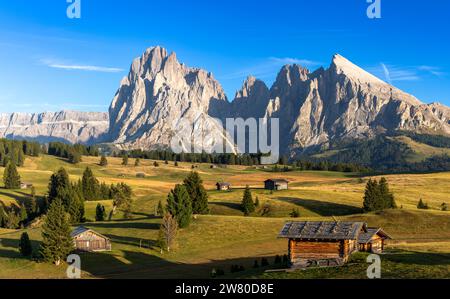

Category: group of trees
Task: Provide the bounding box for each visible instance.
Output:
[0,139,41,167]
[363,178,397,212]
[0,186,40,229]
[3,161,21,189]
[48,142,99,164]
[163,172,209,229]
[156,172,209,252]
[114,149,262,166]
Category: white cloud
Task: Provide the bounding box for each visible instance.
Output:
[40,58,124,73]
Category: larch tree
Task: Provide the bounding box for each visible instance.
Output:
[157,213,178,253]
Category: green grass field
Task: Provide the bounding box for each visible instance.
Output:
[0,155,449,279]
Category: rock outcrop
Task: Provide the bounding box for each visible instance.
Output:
[0,111,109,144]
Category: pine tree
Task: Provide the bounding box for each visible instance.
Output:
[17,148,25,167]
[82,167,100,201]
[3,161,21,189]
[166,184,192,228]
[68,149,81,164]
[241,186,255,216]
[255,196,260,207]
[157,213,178,252]
[40,198,74,266]
[99,155,108,166]
[19,232,33,257]
[95,204,107,221]
[183,172,209,214]
[0,205,6,228]
[19,204,28,224]
[122,155,129,166]
[363,179,379,212]
[379,177,397,209]
[47,168,84,223]
[417,198,429,210]
[134,158,140,167]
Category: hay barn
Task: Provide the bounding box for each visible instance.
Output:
[71,226,112,252]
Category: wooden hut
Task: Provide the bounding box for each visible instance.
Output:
[216,182,231,191]
[265,179,289,191]
[136,172,146,178]
[358,228,391,253]
[278,221,368,268]
[20,182,33,190]
[71,226,112,252]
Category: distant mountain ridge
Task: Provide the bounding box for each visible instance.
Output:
[0,111,109,144]
[2,46,449,159]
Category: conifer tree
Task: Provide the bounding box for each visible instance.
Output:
[166,184,192,228]
[122,155,129,166]
[95,204,107,221]
[241,186,255,216]
[19,232,33,257]
[363,179,379,212]
[20,204,28,224]
[99,155,108,166]
[134,158,140,167]
[3,161,21,189]
[82,167,100,201]
[40,198,74,266]
[183,172,209,214]
[0,205,6,228]
[417,198,429,210]
[379,177,397,209]
[47,168,84,223]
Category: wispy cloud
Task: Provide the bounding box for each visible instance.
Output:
[221,57,322,80]
[368,64,421,83]
[40,59,124,73]
[269,57,321,67]
[418,65,446,77]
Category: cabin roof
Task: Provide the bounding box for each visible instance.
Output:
[216,182,230,186]
[71,226,110,240]
[278,221,367,240]
[358,228,392,244]
[265,179,289,184]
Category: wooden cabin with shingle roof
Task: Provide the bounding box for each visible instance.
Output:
[358,228,391,253]
[71,226,112,252]
[278,221,368,268]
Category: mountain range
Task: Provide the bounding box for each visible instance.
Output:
[2,46,449,159]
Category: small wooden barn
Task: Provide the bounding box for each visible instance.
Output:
[278,221,368,268]
[265,179,289,191]
[358,228,391,253]
[20,182,33,190]
[216,182,231,191]
[71,226,112,252]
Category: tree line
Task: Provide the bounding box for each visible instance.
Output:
[0,139,41,167]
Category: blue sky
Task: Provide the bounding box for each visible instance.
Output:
[0,0,449,112]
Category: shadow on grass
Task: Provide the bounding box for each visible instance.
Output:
[210,202,243,212]
[383,251,450,266]
[276,197,363,216]
[85,221,160,230]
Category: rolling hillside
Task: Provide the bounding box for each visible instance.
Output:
[0,155,449,278]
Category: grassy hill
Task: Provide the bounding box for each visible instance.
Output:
[0,155,449,279]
